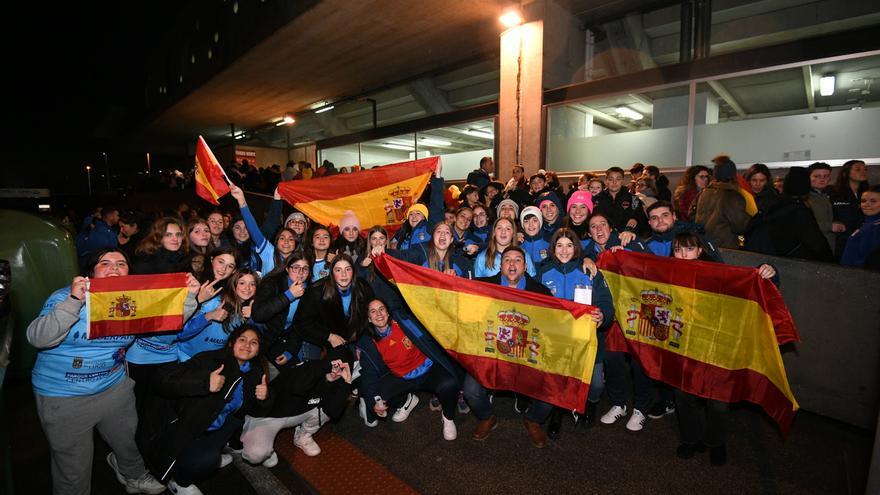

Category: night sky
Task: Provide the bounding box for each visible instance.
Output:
[4,1,190,193]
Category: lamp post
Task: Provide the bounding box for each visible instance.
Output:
[85,165,92,196]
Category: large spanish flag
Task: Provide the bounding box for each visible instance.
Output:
[374,254,598,412]
[87,273,189,339]
[597,250,799,432]
[195,136,231,205]
[278,157,437,232]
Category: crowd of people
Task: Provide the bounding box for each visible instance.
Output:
[30,155,876,494]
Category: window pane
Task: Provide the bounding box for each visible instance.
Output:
[415,119,495,180]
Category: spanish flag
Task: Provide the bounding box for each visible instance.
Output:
[87,273,189,339]
[278,157,437,232]
[597,250,799,432]
[374,254,598,412]
[195,136,231,205]
[736,174,759,216]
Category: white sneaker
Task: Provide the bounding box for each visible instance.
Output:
[600,405,628,425]
[358,397,379,427]
[168,480,203,495]
[262,451,278,468]
[106,452,166,494]
[293,428,321,457]
[218,453,233,468]
[392,394,420,423]
[626,409,646,432]
[442,416,457,441]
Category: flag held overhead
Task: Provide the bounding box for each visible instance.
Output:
[195,135,231,205]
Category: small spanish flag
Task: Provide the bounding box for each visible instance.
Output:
[278,157,437,233]
[195,136,231,205]
[87,273,189,339]
[598,250,799,432]
[374,254,598,412]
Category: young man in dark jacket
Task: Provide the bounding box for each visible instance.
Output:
[592,167,647,235]
[466,246,556,448]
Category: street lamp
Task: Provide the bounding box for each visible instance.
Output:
[85,165,93,196]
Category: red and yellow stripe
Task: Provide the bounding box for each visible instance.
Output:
[195,136,230,205]
[87,273,189,339]
[598,250,799,432]
[374,254,598,412]
[277,157,437,230]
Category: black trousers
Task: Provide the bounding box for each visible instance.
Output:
[379,364,459,420]
[674,388,727,447]
[172,415,245,486]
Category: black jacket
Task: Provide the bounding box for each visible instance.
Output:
[292,279,374,345]
[593,189,647,234]
[132,248,188,275]
[251,270,303,360]
[260,358,352,420]
[745,197,834,262]
[139,349,269,480]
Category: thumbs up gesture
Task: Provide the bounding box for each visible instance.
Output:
[209,364,226,392]
[241,300,254,319]
[255,374,268,401]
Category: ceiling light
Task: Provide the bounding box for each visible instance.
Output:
[466,129,494,139]
[420,137,452,146]
[615,107,644,120]
[500,10,523,28]
[382,143,414,151]
[315,105,335,114]
[819,75,835,96]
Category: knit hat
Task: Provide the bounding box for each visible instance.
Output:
[338,210,360,232]
[537,191,563,212]
[496,198,520,218]
[713,157,737,181]
[285,212,306,226]
[520,206,543,230]
[406,203,429,221]
[567,190,594,213]
[529,173,546,184]
[783,167,811,197]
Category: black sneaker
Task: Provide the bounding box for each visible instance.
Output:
[647,400,676,419]
[576,402,598,428]
[546,409,562,440]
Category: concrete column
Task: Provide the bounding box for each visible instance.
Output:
[497,0,584,182]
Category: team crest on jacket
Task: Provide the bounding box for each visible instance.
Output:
[625,289,684,348]
[108,295,137,318]
[383,185,413,223]
[484,309,541,364]
[624,289,684,348]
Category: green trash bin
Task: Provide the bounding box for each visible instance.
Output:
[0,210,78,375]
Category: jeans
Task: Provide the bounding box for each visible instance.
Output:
[604,351,653,412]
[298,342,323,362]
[462,374,553,423]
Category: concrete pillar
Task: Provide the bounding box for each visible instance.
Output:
[497,0,584,182]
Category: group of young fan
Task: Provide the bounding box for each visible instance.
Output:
[30,160,784,495]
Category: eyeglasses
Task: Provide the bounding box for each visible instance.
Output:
[287,265,309,273]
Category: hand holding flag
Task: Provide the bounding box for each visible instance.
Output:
[195,136,231,205]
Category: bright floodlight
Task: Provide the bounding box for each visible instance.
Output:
[500,11,522,28]
[819,75,835,96]
[616,107,644,120]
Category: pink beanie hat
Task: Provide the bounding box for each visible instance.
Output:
[339,210,361,231]
[567,190,594,213]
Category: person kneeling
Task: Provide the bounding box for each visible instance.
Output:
[240,346,355,464]
[357,298,460,440]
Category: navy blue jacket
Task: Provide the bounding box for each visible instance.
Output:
[581,230,647,261]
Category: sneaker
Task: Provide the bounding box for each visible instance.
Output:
[546,408,562,440]
[456,394,470,415]
[392,394,420,422]
[106,453,166,495]
[358,398,378,427]
[599,405,627,425]
[168,480,203,495]
[218,454,233,468]
[429,396,442,412]
[262,451,278,468]
[442,416,457,441]
[626,409,646,432]
[647,400,676,419]
[513,395,531,414]
[293,429,321,457]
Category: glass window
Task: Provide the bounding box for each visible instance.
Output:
[546,85,690,172]
[415,119,495,180]
[359,134,416,168]
[319,144,360,171]
[693,55,880,169]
